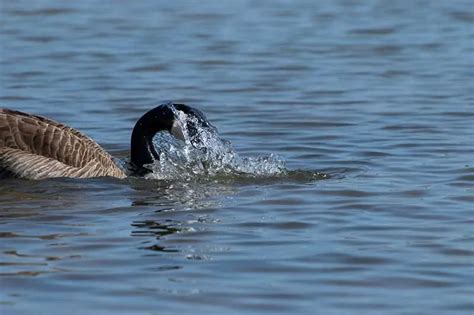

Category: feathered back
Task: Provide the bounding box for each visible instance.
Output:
[0,109,126,179]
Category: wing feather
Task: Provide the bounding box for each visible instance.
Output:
[0,109,126,179]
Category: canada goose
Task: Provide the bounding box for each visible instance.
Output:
[0,102,210,179]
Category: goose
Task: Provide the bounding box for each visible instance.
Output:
[0,102,210,179]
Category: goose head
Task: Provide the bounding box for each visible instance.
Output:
[130,102,212,175]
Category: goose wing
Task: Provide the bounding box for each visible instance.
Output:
[0,109,126,179]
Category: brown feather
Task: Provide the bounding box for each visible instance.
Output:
[0,109,126,179]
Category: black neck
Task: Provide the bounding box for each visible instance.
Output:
[130,104,175,174]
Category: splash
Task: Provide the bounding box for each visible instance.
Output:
[144,107,287,180]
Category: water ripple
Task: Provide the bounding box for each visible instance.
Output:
[0,1,472,314]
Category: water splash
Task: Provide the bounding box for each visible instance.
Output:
[144,107,287,180]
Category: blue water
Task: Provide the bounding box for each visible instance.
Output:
[1,1,473,314]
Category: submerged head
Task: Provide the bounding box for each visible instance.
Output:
[130,102,213,175]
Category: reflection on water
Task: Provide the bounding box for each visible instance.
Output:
[129,179,237,210]
[132,220,183,252]
[1,0,473,314]
[129,180,234,253]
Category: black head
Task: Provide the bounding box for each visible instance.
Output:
[130,102,211,175]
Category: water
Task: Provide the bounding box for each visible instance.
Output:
[0,1,473,314]
[147,104,289,180]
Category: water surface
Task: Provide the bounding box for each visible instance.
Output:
[1,1,473,314]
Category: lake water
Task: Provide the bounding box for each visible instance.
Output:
[0,1,473,314]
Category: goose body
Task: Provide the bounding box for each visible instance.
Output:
[0,102,208,179]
